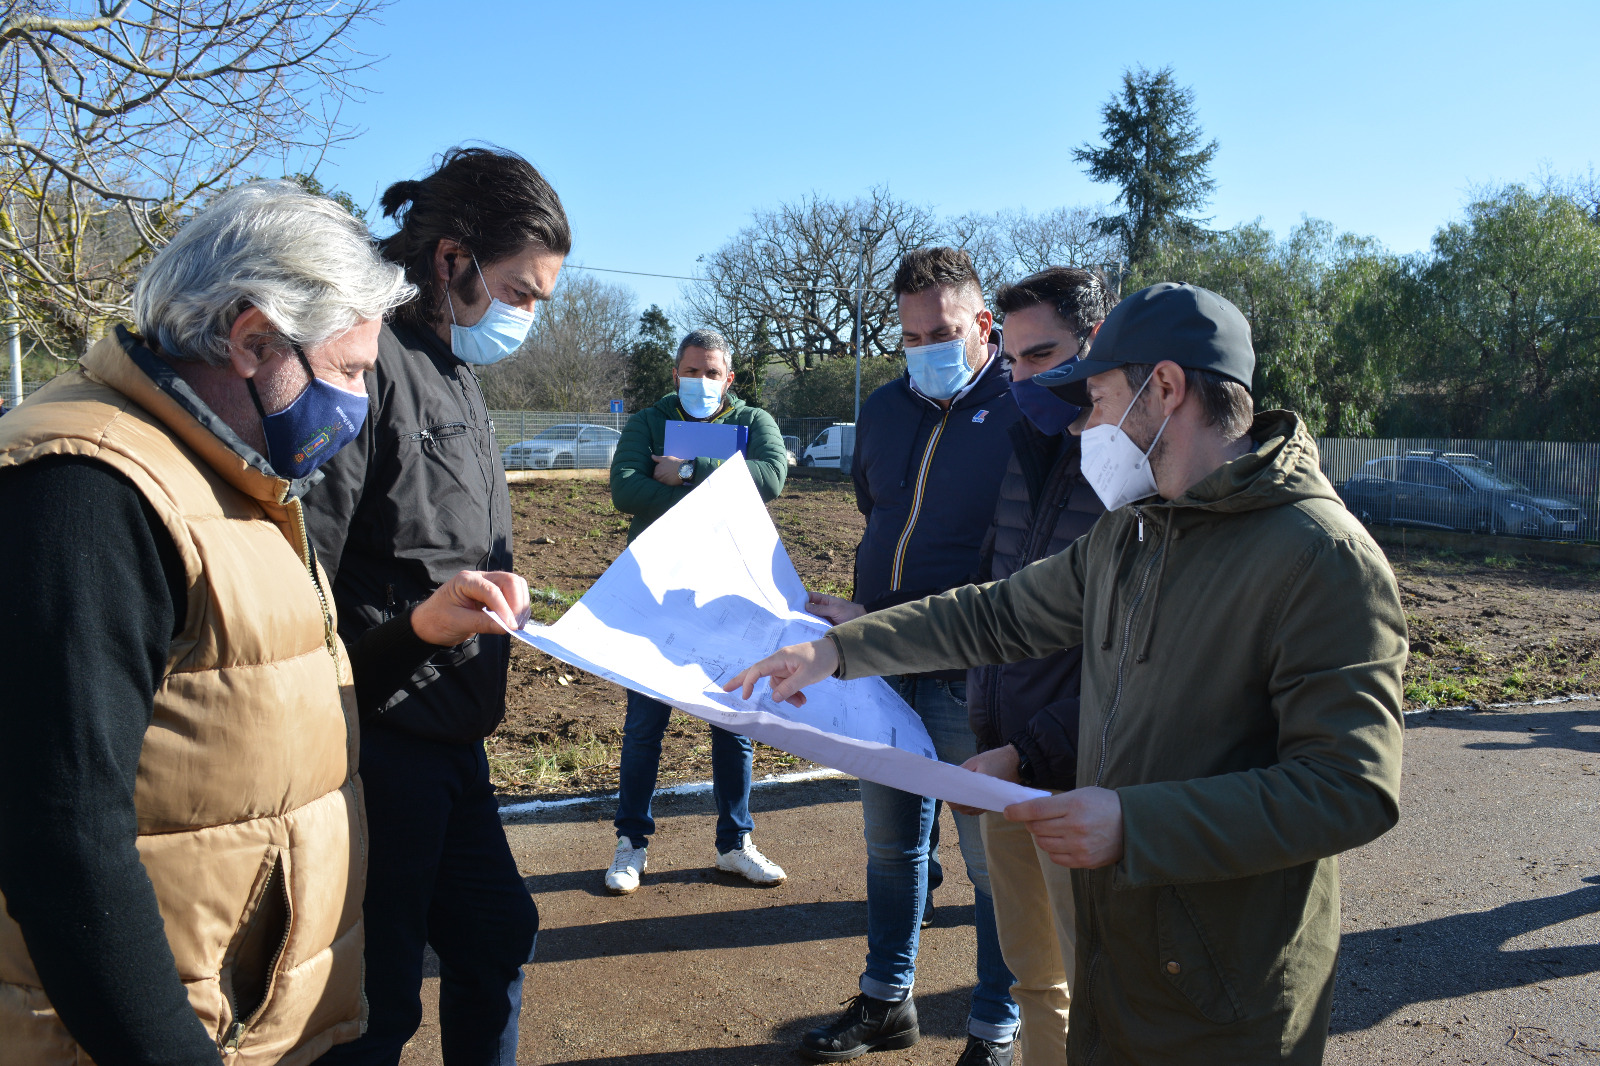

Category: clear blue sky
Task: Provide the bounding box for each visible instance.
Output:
[318,0,1600,314]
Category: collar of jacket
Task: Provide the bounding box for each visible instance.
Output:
[391,317,462,368]
[904,347,1008,409]
[83,326,303,506]
[1141,411,1338,523]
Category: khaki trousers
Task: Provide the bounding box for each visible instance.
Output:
[981,810,1076,1064]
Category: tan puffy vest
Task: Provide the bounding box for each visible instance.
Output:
[0,332,366,1064]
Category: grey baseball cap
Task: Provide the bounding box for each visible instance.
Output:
[1034,282,1255,406]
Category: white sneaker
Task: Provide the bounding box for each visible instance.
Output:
[715,833,787,885]
[605,838,647,894]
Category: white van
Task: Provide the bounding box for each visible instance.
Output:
[800,424,855,470]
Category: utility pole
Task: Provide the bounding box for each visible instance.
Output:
[852,223,877,423]
[6,294,19,410]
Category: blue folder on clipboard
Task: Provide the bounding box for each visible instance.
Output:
[663,420,749,461]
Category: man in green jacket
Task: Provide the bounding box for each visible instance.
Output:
[604,327,790,894]
[728,285,1408,1065]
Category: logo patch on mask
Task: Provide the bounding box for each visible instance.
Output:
[972,409,989,423]
[294,426,337,464]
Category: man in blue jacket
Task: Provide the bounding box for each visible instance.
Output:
[804,247,1022,1066]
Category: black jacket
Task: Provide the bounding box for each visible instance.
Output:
[305,319,514,744]
[851,357,1019,625]
[965,420,1103,789]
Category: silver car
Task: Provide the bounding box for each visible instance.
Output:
[501,424,622,470]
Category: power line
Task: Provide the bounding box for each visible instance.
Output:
[569,264,902,296]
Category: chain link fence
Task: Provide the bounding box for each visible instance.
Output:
[1316,437,1599,542]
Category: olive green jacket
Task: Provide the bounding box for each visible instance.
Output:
[610,391,787,541]
[829,412,1407,1065]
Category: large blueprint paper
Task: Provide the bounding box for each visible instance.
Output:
[502,459,1048,812]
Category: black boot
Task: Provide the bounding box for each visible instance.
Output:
[953,1035,1014,1066]
[798,993,920,1062]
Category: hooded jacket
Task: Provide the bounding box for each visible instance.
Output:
[0,330,366,1064]
[610,391,788,540]
[827,413,1408,1065]
[966,420,1103,789]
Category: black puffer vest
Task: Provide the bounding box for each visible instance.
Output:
[966,419,1103,789]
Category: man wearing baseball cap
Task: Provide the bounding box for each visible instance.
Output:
[727,283,1408,1064]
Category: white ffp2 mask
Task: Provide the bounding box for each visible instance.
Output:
[1080,372,1170,512]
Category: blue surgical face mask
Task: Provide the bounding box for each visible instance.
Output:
[904,337,979,401]
[677,374,725,419]
[447,258,536,366]
[248,346,368,480]
[1010,375,1082,436]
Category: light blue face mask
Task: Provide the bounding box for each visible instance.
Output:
[447,258,536,366]
[677,374,725,419]
[904,337,979,400]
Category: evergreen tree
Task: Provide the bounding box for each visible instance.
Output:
[625,305,676,412]
[1074,66,1218,267]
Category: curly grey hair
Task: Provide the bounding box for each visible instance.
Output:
[132,180,414,366]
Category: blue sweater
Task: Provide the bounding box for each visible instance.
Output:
[851,357,1020,621]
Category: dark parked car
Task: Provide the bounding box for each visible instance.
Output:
[1338,451,1586,540]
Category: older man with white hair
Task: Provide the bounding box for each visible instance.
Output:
[0,181,531,1066]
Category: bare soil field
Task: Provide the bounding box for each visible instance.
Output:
[492,476,1600,798]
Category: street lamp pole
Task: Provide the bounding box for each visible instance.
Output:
[852,224,876,423]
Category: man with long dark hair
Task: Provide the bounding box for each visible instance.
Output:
[305,147,570,1065]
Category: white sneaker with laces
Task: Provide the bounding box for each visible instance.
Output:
[605,838,647,894]
[715,833,787,885]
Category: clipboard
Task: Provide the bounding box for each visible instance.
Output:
[663,420,749,461]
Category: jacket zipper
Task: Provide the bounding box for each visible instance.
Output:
[888,410,950,591]
[223,856,293,1054]
[1093,508,1163,787]
[288,499,341,681]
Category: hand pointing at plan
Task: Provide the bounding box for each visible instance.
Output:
[723,637,841,707]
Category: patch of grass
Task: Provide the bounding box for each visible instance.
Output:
[488,733,615,790]
[1404,668,1483,708]
[526,585,583,624]
[1502,668,1527,695]
[1483,554,1522,570]
[809,577,855,599]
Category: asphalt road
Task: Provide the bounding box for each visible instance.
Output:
[397,701,1600,1064]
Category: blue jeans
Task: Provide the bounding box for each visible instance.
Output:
[315,725,537,1066]
[615,689,754,853]
[858,677,1019,1043]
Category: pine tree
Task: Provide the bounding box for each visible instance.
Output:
[1074,66,1218,267]
[625,305,676,413]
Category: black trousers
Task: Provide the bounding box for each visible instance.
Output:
[316,725,537,1066]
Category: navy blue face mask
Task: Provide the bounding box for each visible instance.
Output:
[247,344,368,479]
[1009,375,1081,436]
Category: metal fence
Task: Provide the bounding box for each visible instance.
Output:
[1316,437,1600,542]
[490,410,627,470]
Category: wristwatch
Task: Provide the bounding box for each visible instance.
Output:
[1008,738,1038,787]
[678,460,695,483]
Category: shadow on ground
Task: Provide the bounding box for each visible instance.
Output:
[1331,875,1600,1032]
[1406,707,1600,757]
[538,986,973,1065]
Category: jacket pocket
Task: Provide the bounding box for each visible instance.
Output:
[1156,885,1241,1025]
[222,848,293,1048]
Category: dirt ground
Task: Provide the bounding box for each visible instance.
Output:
[402,700,1600,1065]
[493,475,1600,797]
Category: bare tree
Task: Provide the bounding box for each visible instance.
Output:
[478,272,636,412]
[684,187,945,375]
[0,0,385,359]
